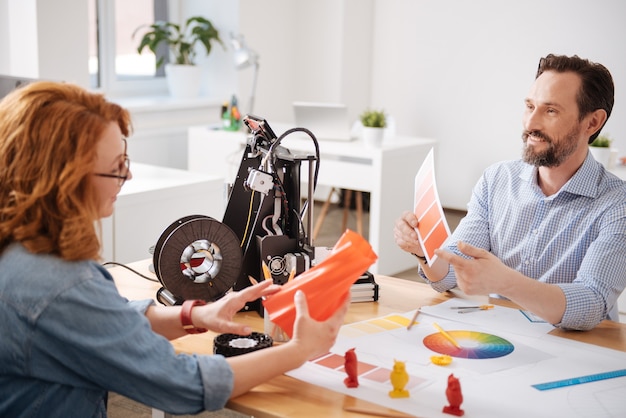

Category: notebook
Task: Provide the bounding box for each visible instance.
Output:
[293,102,355,141]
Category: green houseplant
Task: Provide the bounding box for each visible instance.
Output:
[589,134,612,148]
[359,109,387,128]
[359,109,387,147]
[134,16,225,97]
[135,16,224,69]
[589,133,613,168]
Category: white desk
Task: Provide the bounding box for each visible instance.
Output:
[188,125,437,275]
[100,163,224,264]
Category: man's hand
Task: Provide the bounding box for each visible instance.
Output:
[435,241,567,325]
[393,210,424,256]
[434,241,514,295]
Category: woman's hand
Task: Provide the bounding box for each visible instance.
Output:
[193,280,281,335]
[289,290,350,360]
[226,289,350,398]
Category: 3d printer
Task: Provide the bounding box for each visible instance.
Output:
[151,115,321,314]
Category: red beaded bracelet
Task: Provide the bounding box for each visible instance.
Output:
[180,299,208,334]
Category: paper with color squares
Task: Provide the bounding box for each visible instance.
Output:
[414,148,451,265]
[263,229,378,338]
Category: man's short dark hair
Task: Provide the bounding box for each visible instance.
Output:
[536,54,614,144]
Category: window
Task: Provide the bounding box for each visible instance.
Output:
[88,0,171,95]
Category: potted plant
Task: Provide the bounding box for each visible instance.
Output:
[359,109,387,147]
[589,134,613,168]
[134,16,225,98]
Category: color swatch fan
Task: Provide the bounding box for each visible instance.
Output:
[413,148,451,264]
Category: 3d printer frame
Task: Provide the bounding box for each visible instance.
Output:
[222,115,320,314]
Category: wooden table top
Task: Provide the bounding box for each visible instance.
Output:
[108,259,626,417]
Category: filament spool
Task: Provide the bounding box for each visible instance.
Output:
[153,215,242,302]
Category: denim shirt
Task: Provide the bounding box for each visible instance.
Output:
[422,153,626,330]
[0,243,233,417]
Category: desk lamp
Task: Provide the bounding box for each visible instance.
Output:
[231,33,260,115]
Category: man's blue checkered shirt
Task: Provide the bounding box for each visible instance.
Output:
[426,152,626,330]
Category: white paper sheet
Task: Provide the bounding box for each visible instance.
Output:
[287,310,626,417]
[419,298,556,338]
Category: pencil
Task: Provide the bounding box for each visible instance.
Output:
[287,267,296,282]
[433,322,461,349]
[406,308,421,330]
[248,275,259,285]
[261,261,272,281]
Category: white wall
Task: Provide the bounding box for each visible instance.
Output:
[0,1,9,74]
[237,0,374,123]
[369,0,626,209]
[36,0,89,85]
[238,0,626,210]
[0,0,89,84]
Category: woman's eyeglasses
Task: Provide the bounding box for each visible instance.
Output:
[95,155,131,186]
[94,137,130,186]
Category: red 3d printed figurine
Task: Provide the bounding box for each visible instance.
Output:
[443,373,464,416]
[343,348,359,388]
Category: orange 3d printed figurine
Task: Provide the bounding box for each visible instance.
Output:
[388,360,410,398]
[443,373,464,416]
[343,348,359,388]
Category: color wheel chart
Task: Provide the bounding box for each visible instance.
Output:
[423,330,515,359]
[328,312,543,378]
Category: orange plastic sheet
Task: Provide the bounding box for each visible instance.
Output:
[262,229,378,338]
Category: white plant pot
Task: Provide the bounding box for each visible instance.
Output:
[362,127,385,147]
[589,146,611,168]
[165,64,202,98]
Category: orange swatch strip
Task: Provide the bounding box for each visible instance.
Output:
[413,149,451,264]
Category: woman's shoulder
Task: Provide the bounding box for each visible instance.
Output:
[0,243,109,295]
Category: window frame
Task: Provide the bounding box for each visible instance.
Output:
[94,0,176,96]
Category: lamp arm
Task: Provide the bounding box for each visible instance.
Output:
[248,61,260,115]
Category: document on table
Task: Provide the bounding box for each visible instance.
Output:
[413,148,451,265]
[287,309,626,418]
[419,298,555,338]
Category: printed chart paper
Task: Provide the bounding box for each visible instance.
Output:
[414,148,451,265]
[287,310,626,418]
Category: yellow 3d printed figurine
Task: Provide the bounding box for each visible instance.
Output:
[388,359,410,398]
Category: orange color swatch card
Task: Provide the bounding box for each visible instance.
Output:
[414,148,451,265]
[263,229,377,338]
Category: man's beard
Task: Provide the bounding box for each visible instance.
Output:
[521,124,581,167]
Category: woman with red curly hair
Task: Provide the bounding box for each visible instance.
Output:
[0,82,348,416]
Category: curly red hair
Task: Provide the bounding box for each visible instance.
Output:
[0,81,131,261]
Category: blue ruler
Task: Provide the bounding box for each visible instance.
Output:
[532,369,626,391]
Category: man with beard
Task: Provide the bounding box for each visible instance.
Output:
[394,54,626,331]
